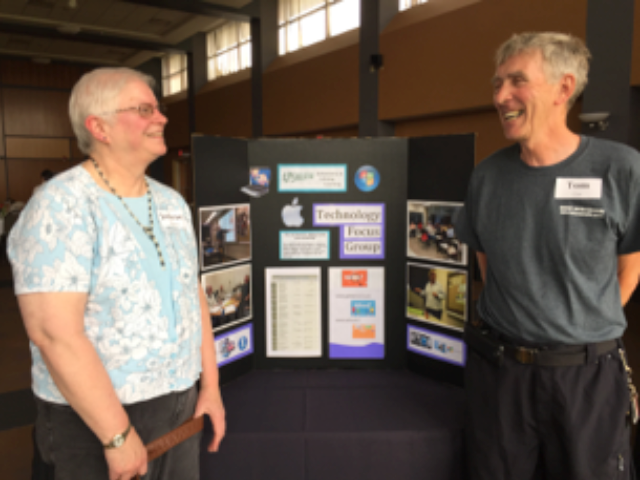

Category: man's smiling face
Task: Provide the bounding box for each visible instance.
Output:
[492,49,563,145]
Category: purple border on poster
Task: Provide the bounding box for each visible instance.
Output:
[338,224,385,259]
[215,323,254,367]
[329,342,385,359]
[406,324,466,367]
[312,203,385,260]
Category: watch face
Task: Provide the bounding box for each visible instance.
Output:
[113,435,125,448]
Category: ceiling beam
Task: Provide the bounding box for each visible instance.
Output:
[121,0,255,21]
[0,21,186,53]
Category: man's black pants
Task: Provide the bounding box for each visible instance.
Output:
[466,343,633,480]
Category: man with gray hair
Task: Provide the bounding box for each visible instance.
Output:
[456,32,640,479]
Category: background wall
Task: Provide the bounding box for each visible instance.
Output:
[160,0,588,164]
[0,58,89,202]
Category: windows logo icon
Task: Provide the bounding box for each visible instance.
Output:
[354,165,380,192]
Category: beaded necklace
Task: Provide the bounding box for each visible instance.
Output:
[90,157,165,268]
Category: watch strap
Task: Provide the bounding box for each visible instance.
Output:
[103,422,132,449]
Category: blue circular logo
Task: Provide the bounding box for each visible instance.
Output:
[354,166,380,192]
[238,336,248,351]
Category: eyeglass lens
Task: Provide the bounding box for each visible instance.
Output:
[138,103,167,118]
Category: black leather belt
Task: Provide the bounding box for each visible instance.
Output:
[464,322,618,367]
[502,340,617,366]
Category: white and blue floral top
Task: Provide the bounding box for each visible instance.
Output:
[8,165,202,405]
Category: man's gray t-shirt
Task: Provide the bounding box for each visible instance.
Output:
[455,136,640,345]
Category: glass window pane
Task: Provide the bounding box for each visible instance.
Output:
[208,58,217,80]
[239,22,251,42]
[279,26,286,55]
[287,20,300,52]
[162,78,170,97]
[329,0,359,37]
[206,31,216,57]
[240,43,252,69]
[169,54,182,75]
[300,9,326,48]
[169,74,181,95]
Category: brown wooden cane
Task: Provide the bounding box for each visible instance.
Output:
[131,416,204,480]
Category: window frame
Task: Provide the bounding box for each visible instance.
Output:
[161,53,188,97]
[278,0,360,56]
[206,21,252,81]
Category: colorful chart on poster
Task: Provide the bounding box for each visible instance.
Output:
[280,230,330,260]
[215,324,254,367]
[313,203,385,260]
[407,324,466,366]
[329,267,385,359]
[266,267,322,357]
[278,164,347,192]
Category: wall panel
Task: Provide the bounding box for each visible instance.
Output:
[264,45,359,136]
[165,99,191,148]
[3,88,73,137]
[380,0,587,121]
[396,102,582,163]
[6,137,70,159]
[631,0,640,85]
[0,59,88,89]
[7,159,74,202]
[194,80,252,139]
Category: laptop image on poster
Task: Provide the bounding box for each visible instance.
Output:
[241,167,271,197]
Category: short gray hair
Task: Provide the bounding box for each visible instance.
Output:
[495,32,591,108]
[69,67,155,154]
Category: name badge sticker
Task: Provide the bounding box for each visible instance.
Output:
[554,178,602,199]
[158,209,187,229]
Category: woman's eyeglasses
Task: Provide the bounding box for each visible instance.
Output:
[101,103,168,118]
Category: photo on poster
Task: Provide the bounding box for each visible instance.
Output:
[406,262,467,331]
[199,204,251,271]
[201,263,252,332]
[216,324,254,367]
[266,267,322,358]
[407,201,467,266]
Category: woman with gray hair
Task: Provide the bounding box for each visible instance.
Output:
[8,67,226,480]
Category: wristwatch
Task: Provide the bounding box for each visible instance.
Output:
[103,423,132,450]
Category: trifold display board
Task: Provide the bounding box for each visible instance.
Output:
[192,134,474,387]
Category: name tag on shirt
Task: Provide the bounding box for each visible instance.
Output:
[554,178,602,199]
[158,209,187,229]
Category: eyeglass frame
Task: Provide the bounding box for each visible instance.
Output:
[99,102,168,119]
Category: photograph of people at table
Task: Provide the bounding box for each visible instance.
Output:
[407,201,467,266]
[202,264,252,331]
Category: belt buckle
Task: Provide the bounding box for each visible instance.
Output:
[515,347,537,364]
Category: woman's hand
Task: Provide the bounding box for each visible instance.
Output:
[194,386,226,452]
[104,426,147,480]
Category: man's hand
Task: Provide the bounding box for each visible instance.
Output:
[104,427,147,480]
[194,386,226,452]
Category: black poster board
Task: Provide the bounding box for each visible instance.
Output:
[192,135,253,384]
[249,138,408,370]
[191,135,475,386]
[406,135,475,387]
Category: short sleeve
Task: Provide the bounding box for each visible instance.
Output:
[618,176,640,255]
[8,184,95,294]
[454,174,484,253]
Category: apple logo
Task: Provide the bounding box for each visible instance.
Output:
[282,197,304,227]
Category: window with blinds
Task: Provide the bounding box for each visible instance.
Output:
[161,53,188,97]
[206,21,252,81]
[399,0,428,11]
[278,0,360,55]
